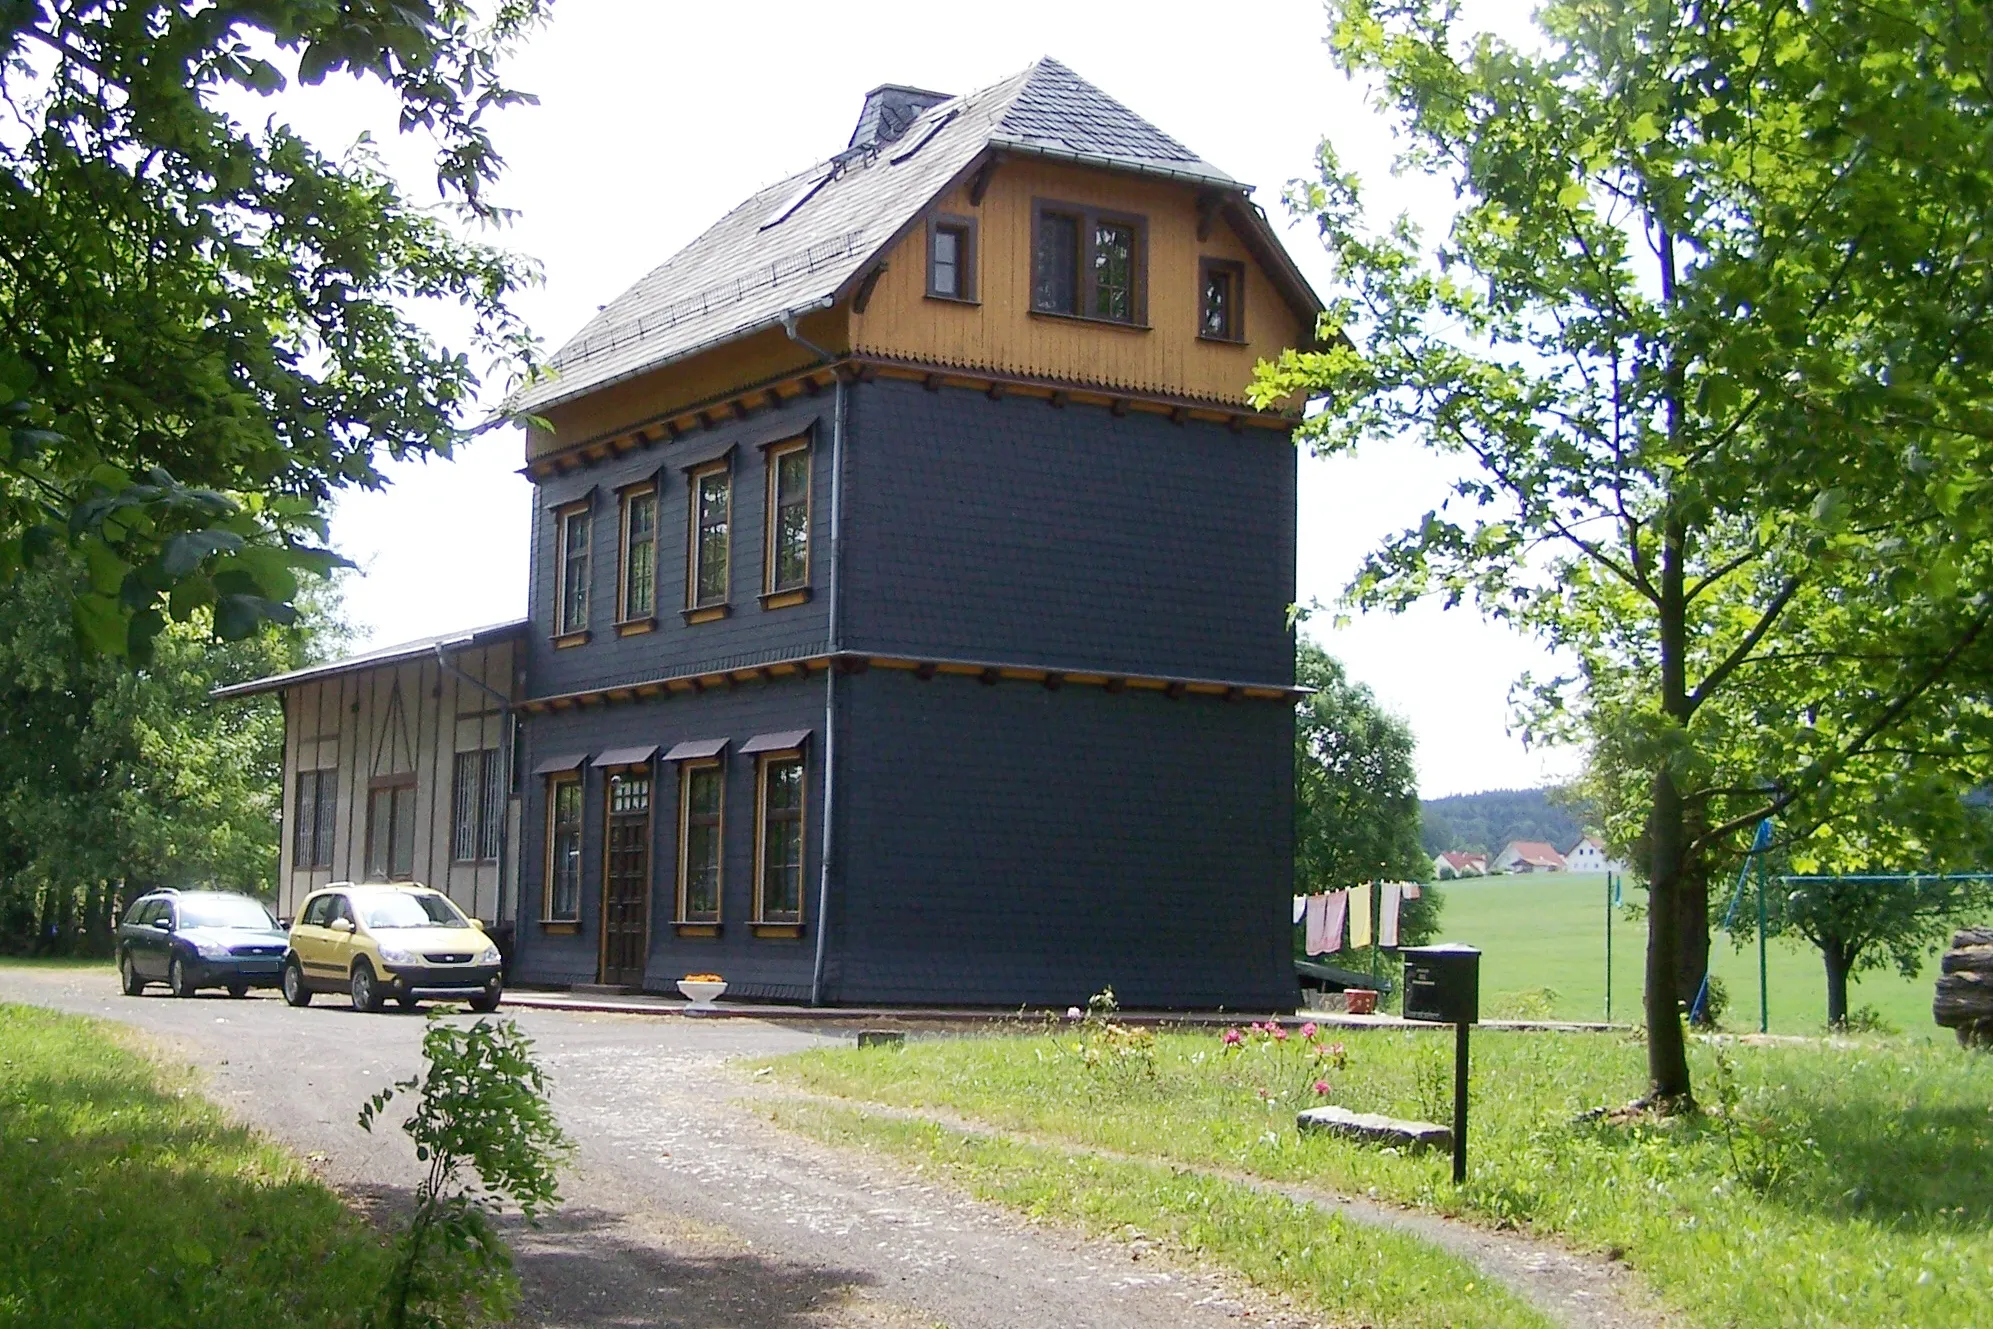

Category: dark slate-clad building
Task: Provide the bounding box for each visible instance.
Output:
[225,58,1321,1009]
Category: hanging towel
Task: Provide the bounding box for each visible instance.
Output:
[1379,882,1403,948]
[1349,882,1374,949]
[1402,881,1422,900]
[1303,894,1327,954]
[1293,895,1308,926]
[1320,889,1348,954]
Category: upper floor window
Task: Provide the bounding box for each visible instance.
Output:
[1199,258,1245,342]
[619,485,657,622]
[556,504,591,637]
[927,213,977,302]
[688,464,731,612]
[764,440,811,598]
[1032,201,1146,325]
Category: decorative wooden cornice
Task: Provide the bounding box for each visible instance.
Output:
[516,651,1302,714]
[520,355,1299,482]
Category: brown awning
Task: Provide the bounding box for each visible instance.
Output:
[739,729,811,755]
[529,752,587,775]
[591,745,658,768]
[662,738,729,762]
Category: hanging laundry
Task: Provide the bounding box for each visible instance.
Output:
[1293,895,1308,926]
[1303,894,1328,954]
[1379,882,1403,948]
[1349,881,1374,949]
[1401,881,1422,900]
[1320,889,1348,955]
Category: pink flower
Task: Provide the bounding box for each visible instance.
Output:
[1300,1022,1318,1039]
[1065,1006,1083,1021]
[1312,1080,1331,1096]
[1271,1026,1289,1042]
[1222,1027,1243,1046]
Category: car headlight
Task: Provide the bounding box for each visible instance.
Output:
[475,944,500,966]
[376,946,418,967]
[193,939,231,959]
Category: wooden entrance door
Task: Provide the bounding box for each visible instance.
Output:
[599,772,652,986]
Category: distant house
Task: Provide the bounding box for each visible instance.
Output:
[1432,851,1488,880]
[1566,837,1609,873]
[1494,840,1567,874]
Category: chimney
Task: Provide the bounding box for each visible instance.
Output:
[848,84,953,150]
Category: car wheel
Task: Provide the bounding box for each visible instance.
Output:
[349,960,382,1013]
[282,958,312,1007]
[168,954,196,999]
[468,980,502,1014]
[227,983,249,999]
[119,952,143,996]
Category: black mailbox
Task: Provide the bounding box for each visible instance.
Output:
[1402,943,1481,1025]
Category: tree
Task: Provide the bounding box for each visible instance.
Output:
[0,558,343,952]
[1294,641,1441,947]
[1258,0,1993,1106]
[0,0,549,661]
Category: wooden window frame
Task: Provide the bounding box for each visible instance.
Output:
[363,776,417,882]
[293,767,337,870]
[1030,197,1149,328]
[553,502,593,645]
[543,773,583,926]
[684,461,732,621]
[1197,257,1247,344]
[616,483,659,631]
[751,750,807,936]
[674,758,725,933]
[450,749,503,864]
[761,437,812,606]
[925,212,978,303]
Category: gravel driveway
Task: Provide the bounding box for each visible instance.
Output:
[0,966,1315,1329]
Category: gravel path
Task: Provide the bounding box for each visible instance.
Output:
[1,966,1672,1328]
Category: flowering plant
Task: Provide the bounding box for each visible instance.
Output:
[681,973,724,983]
[1218,1017,1350,1110]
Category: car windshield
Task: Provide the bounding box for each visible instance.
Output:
[357,893,469,930]
[177,897,277,930]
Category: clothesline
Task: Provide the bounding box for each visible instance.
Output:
[1294,881,1421,956]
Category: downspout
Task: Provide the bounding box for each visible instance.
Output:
[783,307,843,1006]
[434,642,516,928]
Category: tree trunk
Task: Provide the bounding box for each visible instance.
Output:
[83,880,114,956]
[1822,940,1853,1027]
[1675,857,1710,1009]
[32,884,56,955]
[1644,771,1695,1105]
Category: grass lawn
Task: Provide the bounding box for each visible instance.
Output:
[1428,872,1939,1034]
[767,1023,1993,1329]
[0,1002,402,1328]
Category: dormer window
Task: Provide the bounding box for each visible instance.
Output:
[1031,200,1146,326]
[927,214,977,302]
[1199,258,1245,342]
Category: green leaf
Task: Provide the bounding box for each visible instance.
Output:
[72,594,126,657]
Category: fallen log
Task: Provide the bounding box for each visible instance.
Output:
[1934,933,1993,1048]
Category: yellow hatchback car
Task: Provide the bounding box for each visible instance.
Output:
[282,883,503,1013]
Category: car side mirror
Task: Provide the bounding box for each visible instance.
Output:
[277,918,292,929]
[151,918,171,931]
[330,918,354,933]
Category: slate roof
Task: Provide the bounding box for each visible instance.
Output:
[510,57,1312,416]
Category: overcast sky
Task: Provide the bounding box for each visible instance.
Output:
[293,0,1573,799]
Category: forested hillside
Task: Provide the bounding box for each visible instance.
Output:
[1420,788,1590,858]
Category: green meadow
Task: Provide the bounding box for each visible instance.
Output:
[1426,872,1940,1034]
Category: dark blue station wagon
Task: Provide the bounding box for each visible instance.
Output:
[117,890,289,998]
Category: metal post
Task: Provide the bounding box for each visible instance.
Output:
[1757,857,1769,1034]
[1452,1019,1470,1185]
[1604,871,1613,1023]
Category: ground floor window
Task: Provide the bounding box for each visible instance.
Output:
[755,754,805,924]
[677,761,723,923]
[293,768,337,869]
[546,776,583,922]
[451,748,504,862]
[364,779,416,881]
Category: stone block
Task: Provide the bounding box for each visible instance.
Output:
[1296,1105,1452,1153]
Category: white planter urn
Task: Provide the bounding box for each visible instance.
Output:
[677,979,727,1010]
